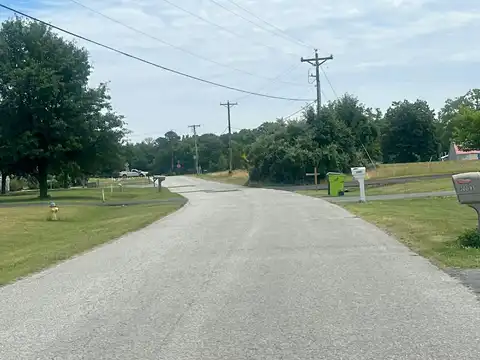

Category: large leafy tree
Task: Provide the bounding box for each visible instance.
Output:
[331,94,381,163]
[381,100,438,163]
[452,108,480,150]
[437,89,480,153]
[0,17,125,197]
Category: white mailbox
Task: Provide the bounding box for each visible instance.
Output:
[351,167,366,180]
[351,166,367,202]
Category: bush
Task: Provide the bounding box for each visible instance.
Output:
[457,228,480,249]
[25,175,39,190]
[9,177,26,192]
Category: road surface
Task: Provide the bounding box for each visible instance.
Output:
[1,176,479,359]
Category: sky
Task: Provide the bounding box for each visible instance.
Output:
[3,0,480,142]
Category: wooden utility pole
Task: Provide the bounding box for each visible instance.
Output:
[188,124,201,174]
[301,50,333,115]
[220,101,237,174]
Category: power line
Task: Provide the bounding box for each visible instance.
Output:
[0,4,314,102]
[213,0,343,102]
[224,0,313,50]
[233,63,301,102]
[159,0,296,59]
[67,0,307,88]
[207,0,308,50]
[282,101,316,120]
[321,67,339,99]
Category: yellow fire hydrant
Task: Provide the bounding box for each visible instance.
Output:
[49,201,59,220]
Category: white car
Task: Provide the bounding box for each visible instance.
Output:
[118,169,148,178]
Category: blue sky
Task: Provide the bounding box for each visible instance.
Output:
[3,0,480,142]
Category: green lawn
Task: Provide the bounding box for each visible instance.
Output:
[369,160,480,179]
[0,201,184,286]
[298,177,455,198]
[0,186,181,204]
[343,197,480,268]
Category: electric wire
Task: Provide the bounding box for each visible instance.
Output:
[224,0,314,49]
[67,0,307,87]
[232,63,301,102]
[0,4,314,102]
[206,0,308,50]
[159,0,296,59]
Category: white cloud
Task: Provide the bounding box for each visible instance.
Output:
[4,0,480,140]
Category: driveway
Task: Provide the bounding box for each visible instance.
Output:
[0,176,479,359]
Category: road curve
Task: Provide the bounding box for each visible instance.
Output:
[1,176,479,359]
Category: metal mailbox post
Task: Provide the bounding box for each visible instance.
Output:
[452,172,480,231]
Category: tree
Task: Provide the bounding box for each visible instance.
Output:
[331,94,381,163]
[0,98,17,194]
[452,107,480,150]
[437,89,480,153]
[72,106,127,180]
[0,18,125,197]
[381,100,438,163]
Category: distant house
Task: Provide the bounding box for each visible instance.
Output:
[448,143,480,161]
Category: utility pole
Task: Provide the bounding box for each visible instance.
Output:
[188,124,201,174]
[301,49,333,115]
[220,101,237,174]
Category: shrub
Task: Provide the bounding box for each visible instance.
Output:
[457,228,480,249]
[25,175,39,189]
[9,177,26,192]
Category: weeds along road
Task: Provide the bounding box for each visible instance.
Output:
[1,176,479,359]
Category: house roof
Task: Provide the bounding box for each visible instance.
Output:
[454,144,480,155]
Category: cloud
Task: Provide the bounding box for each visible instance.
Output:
[3,0,480,140]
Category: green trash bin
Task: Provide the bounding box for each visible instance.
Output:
[327,172,346,196]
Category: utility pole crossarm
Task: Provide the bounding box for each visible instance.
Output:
[220,101,238,174]
[301,54,333,65]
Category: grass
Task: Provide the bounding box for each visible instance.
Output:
[0,201,184,286]
[298,177,455,198]
[197,160,479,187]
[197,170,250,186]
[0,186,181,204]
[367,160,480,179]
[343,197,480,268]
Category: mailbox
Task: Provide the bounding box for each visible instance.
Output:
[452,172,480,231]
[153,175,166,192]
[351,167,366,180]
[452,172,480,204]
[351,166,367,202]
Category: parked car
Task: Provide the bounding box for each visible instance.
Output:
[118,169,148,178]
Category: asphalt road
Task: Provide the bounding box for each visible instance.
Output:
[1,176,480,359]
